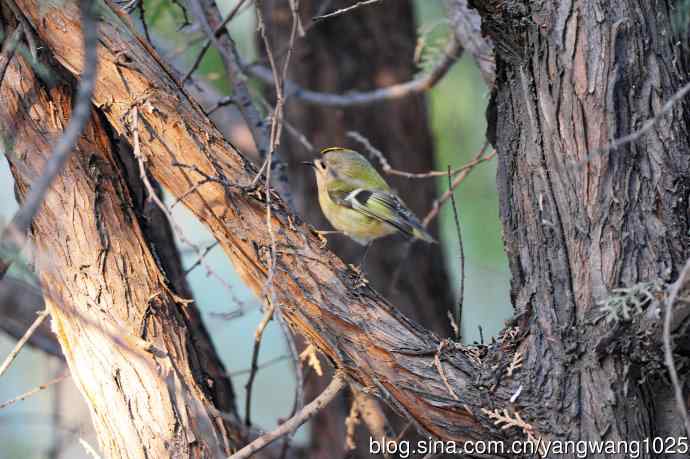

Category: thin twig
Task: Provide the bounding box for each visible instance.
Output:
[230,372,347,459]
[138,0,152,44]
[244,36,461,107]
[313,0,384,22]
[276,310,304,459]
[244,302,274,426]
[0,25,24,89]
[181,0,249,84]
[422,145,494,226]
[663,258,690,437]
[228,354,288,377]
[389,143,493,292]
[4,0,37,59]
[0,309,50,378]
[183,241,219,276]
[434,340,460,401]
[2,0,97,240]
[253,6,306,452]
[0,374,68,410]
[447,165,464,340]
[188,0,271,159]
[348,131,483,179]
[129,107,244,313]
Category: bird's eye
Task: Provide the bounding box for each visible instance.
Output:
[315,160,325,171]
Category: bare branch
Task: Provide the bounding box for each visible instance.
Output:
[447,166,464,340]
[181,0,249,84]
[244,37,461,107]
[0,309,50,378]
[245,301,274,426]
[422,144,494,226]
[231,373,347,459]
[313,0,384,22]
[187,0,269,158]
[0,25,24,89]
[3,0,97,238]
[663,258,690,437]
[0,277,62,358]
[0,374,68,410]
[347,130,488,179]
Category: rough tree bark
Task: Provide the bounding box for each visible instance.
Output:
[259,1,454,456]
[0,50,243,457]
[4,1,690,458]
[472,0,690,449]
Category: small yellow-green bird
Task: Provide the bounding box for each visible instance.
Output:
[303,147,435,249]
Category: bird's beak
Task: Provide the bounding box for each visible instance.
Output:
[301,161,315,168]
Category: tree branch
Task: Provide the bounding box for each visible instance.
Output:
[231,373,347,459]
[2,0,97,239]
[14,0,521,444]
[244,37,462,107]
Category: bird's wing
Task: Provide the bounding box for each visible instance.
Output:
[329,188,435,242]
[332,164,390,191]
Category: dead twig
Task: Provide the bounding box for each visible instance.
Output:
[129,106,244,314]
[244,36,461,107]
[230,372,347,459]
[0,25,24,89]
[228,354,288,377]
[389,143,493,292]
[434,340,460,400]
[448,165,464,340]
[0,374,68,410]
[181,0,249,84]
[0,309,50,378]
[347,131,483,179]
[244,301,275,426]
[422,144,493,226]
[188,0,271,161]
[313,0,384,22]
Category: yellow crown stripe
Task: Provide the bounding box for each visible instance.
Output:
[320,146,349,155]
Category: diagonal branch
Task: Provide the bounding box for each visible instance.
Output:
[14,0,517,444]
[231,373,347,459]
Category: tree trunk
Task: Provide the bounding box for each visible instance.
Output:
[0,50,243,457]
[473,0,690,451]
[259,1,454,456]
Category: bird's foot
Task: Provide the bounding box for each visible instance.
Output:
[312,230,343,248]
[348,264,369,288]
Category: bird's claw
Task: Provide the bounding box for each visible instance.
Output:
[348,264,369,288]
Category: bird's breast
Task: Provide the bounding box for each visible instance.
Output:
[318,191,395,245]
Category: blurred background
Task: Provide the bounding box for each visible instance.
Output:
[0,0,510,457]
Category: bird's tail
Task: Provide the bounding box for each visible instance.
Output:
[411,223,437,244]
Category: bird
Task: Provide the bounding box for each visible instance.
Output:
[303,147,435,267]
